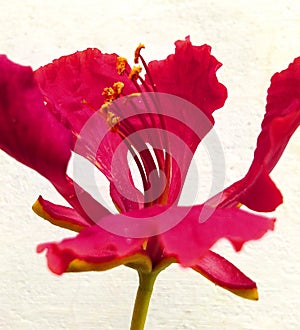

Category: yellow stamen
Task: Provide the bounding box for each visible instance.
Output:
[106,111,120,130]
[112,81,124,97]
[102,87,115,103]
[116,56,128,75]
[129,65,142,81]
[99,102,110,114]
[134,43,145,64]
[102,81,124,104]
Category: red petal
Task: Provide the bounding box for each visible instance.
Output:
[32,196,90,232]
[35,49,142,212]
[37,225,145,275]
[237,167,283,211]
[257,57,300,172]
[209,58,300,211]
[0,55,72,183]
[146,36,227,117]
[144,37,227,203]
[34,48,136,136]
[193,250,258,300]
[72,112,144,212]
[53,177,111,226]
[0,56,111,223]
[110,182,144,213]
[160,205,275,266]
[210,166,283,212]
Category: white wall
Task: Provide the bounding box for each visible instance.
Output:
[0,1,299,329]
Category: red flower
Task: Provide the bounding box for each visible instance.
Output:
[0,37,298,311]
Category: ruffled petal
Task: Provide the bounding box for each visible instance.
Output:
[208,57,300,212]
[256,57,300,172]
[146,36,227,117]
[0,55,72,183]
[37,225,146,275]
[144,37,227,203]
[34,48,136,136]
[160,205,275,266]
[35,49,143,212]
[193,251,258,300]
[32,196,90,232]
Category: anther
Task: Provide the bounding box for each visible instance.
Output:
[112,82,124,97]
[102,87,115,103]
[116,56,127,75]
[100,102,110,114]
[129,66,142,81]
[134,43,145,64]
[106,111,120,131]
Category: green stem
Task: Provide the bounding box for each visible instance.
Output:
[130,271,158,330]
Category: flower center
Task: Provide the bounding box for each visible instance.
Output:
[99,45,171,208]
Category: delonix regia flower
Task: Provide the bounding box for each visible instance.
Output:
[0,37,299,329]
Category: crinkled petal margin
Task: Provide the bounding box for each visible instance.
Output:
[208,57,300,212]
[34,49,143,213]
[159,205,275,267]
[146,36,227,117]
[37,225,148,275]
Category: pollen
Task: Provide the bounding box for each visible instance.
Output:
[100,102,110,114]
[112,82,124,97]
[129,65,142,81]
[102,87,115,103]
[106,111,120,130]
[99,102,119,131]
[102,82,124,104]
[134,43,145,64]
[116,56,127,75]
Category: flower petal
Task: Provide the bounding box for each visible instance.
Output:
[0,55,72,183]
[209,58,300,212]
[0,56,111,223]
[37,225,146,275]
[35,49,143,212]
[256,57,300,172]
[210,166,283,211]
[146,36,227,117]
[32,196,90,232]
[193,251,258,300]
[72,112,144,212]
[67,252,151,273]
[144,37,227,203]
[34,48,136,136]
[160,205,275,266]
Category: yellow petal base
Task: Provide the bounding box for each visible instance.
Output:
[67,253,152,273]
[32,199,84,232]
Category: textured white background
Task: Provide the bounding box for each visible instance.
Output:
[0,1,299,329]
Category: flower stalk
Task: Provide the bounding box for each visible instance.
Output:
[130,271,158,330]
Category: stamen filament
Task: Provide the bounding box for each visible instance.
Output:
[128,53,171,205]
[113,44,174,206]
[138,54,157,92]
